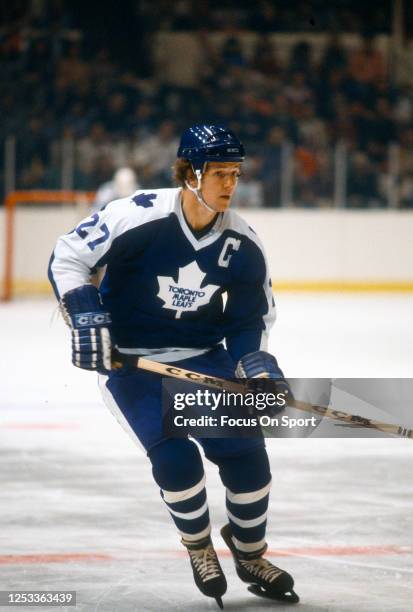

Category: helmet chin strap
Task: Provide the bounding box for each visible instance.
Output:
[185,168,216,214]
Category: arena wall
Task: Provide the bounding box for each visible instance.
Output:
[1,207,412,296]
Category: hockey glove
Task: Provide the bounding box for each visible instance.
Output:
[236,351,291,414]
[236,350,284,379]
[60,285,112,374]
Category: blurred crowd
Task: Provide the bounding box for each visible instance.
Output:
[135,0,391,35]
[2,0,413,207]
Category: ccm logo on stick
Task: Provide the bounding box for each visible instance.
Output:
[165,367,226,388]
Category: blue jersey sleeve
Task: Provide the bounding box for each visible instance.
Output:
[223,238,275,363]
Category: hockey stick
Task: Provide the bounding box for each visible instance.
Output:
[111,353,413,439]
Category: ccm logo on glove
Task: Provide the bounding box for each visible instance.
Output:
[75,312,112,327]
[60,284,112,374]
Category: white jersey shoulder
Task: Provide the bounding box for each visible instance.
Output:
[222,208,265,253]
[50,188,181,297]
[103,187,180,225]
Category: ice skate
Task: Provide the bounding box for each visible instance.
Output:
[182,534,227,609]
[221,524,299,604]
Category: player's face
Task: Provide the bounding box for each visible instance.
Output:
[201,162,242,211]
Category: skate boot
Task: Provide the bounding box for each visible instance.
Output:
[182,534,227,609]
[221,524,299,603]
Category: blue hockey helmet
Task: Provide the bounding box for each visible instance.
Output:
[177,125,245,173]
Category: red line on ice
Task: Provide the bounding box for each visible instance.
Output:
[147,545,412,559]
[1,546,410,566]
[0,553,113,565]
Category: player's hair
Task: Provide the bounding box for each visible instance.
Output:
[172,159,197,188]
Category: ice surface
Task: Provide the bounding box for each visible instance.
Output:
[1,295,412,611]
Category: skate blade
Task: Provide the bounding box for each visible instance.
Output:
[215,595,224,609]
[248,584,300,604]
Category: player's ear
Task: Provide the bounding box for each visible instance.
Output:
[186,165,198,188]
[189,163,208,185]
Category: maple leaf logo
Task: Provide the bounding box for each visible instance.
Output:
[132,193,157,208]
[157,261,220,319]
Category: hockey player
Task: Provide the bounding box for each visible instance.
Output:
[48,125,299,608]
[91,166,139,212]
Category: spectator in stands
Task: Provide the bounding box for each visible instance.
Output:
[247,0,278,31]
[297,103,328,147]
[17,117,50,171]
[20,156,48,189]
[349,101,376,150]
[348,36,386,84]
[24,38,53,82]
[316,70,344,121]
[347,152,381,208]
[232,158,264,208]
[100,92,130,136]
[128,100,159,140]
[319,34,348,80]
[285,71,314,115]
[400,174,413,208]
[132,120,179,186]
[76,122,113,169]
[294,140,320,207]
[170,0,198,30]
[289,41,313,76]
[259,126,285,207]
[63,100,92,136]
[57,42,89,87]
[272,94,298,142]
[250,35,281,78]
[221,37,247,69]
[89,47,117,82]
[92,155,116,188]
[393,84,413,125]
[0,3,406,208]
[397,128,413,208]
[373,97,396,146]
[313,149,334,205]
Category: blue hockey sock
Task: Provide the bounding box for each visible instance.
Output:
[213,447,272,553]
[149,439,211,541]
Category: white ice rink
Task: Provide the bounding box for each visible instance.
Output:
[1,294,413,611]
